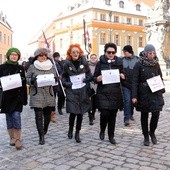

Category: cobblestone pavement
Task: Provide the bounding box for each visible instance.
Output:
[0,92,170,170]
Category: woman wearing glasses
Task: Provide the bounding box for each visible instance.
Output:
[26,48,56,145]
[0,48,27,150]
[132,44,165,146]
[93,43,125,144]
[62,44,92,143]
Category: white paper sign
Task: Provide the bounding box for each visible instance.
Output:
[101,69,120,84]
[0,73,22,91]
[70,73,86,89]
[36,74,55,87]
[146,75,165,93]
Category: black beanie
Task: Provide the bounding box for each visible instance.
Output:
[53,52,60,58]
[123,45,133,54]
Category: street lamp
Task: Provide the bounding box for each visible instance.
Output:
[109,11,113,42]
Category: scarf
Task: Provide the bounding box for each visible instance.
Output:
[139,56,158,66]
[34,59,53,70]
[6,60,18,65]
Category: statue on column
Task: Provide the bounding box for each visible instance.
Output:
[146,0,170,62]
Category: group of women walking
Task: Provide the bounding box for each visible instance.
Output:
[0,42,165,150]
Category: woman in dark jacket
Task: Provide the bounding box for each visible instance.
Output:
[62,43,92,143]
[0,48,27,150]
[132,44,165,146]
[93,43,125,144]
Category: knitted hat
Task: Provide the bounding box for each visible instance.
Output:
[122,45,133,54]
[144,44,156,53]
[53,52,60,58]
[6,47,21,60]
[34,48,49,57]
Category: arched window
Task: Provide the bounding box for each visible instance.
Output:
[136,4,141,11]
[119,1,124,8]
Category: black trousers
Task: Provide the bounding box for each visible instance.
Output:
[52,84,65,112]
[100,109,118,138]
[88,94,96,118]
[141,111,160,138]
[34,107,51,135]
[69,113,83,131]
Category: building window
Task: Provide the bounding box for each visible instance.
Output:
[119,1,124,8]
[138,19,143,26]
[100,14,106,21]
[60,38,63,48]
[136,4,141,11]
[115,34,119,46]
[127,35,131,45]
[114,16,119,23]
[0,31,2,42]
[4,34,6,44]
[127,18,131,24]
[105,0,111,5]
[139,37,143,47]
[8,36,10,45]
[100,33,106,45]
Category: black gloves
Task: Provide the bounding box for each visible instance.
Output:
[63,82,72,88]
[31,77,37,86]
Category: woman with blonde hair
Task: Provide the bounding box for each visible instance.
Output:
[62,44,92,143]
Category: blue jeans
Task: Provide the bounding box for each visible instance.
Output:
[6,111,21,129]
[122,87,134,122]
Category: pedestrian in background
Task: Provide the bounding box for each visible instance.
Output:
[122,45,139,126]
[26,48,56,145]
[0,48,27,150]
[93,43,125,144]
[132,44,165,146]
[62,44,92,143]
[51,52,65,123]
[88,53,98,125]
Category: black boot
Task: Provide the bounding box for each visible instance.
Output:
[43,107,51,135]
[99,131,105,140]
[109,137,116,145]
[144,135,150,146]
[75,131,81,143]
[35,109,45,145]
[149,132,157,144]
[68,128,73,139]
[89,116,94,125]
[39,134,45,145]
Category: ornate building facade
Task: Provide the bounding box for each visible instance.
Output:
[0,12,12,64]
[29,0,151,59]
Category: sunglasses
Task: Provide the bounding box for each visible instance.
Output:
[39,54,47,57]
[148,52,156,55]
[71,51,80,54]
[106,51,116,55]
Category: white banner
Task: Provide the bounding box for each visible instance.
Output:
[146,75,165,93]
[0,73,22,91]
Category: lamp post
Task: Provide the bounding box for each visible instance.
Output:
[109,11,113,42]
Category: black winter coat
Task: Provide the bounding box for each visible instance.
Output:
[132,61,165,112]
[0,63,27,113]
[93,55,124,110]
[62,56,92,115]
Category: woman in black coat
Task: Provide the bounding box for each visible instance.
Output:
[0,48,27,150]
[132,44,165,146]
[62,43,92,143]
[93,43,125,145]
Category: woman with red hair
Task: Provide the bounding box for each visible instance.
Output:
[62,44,92,143]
